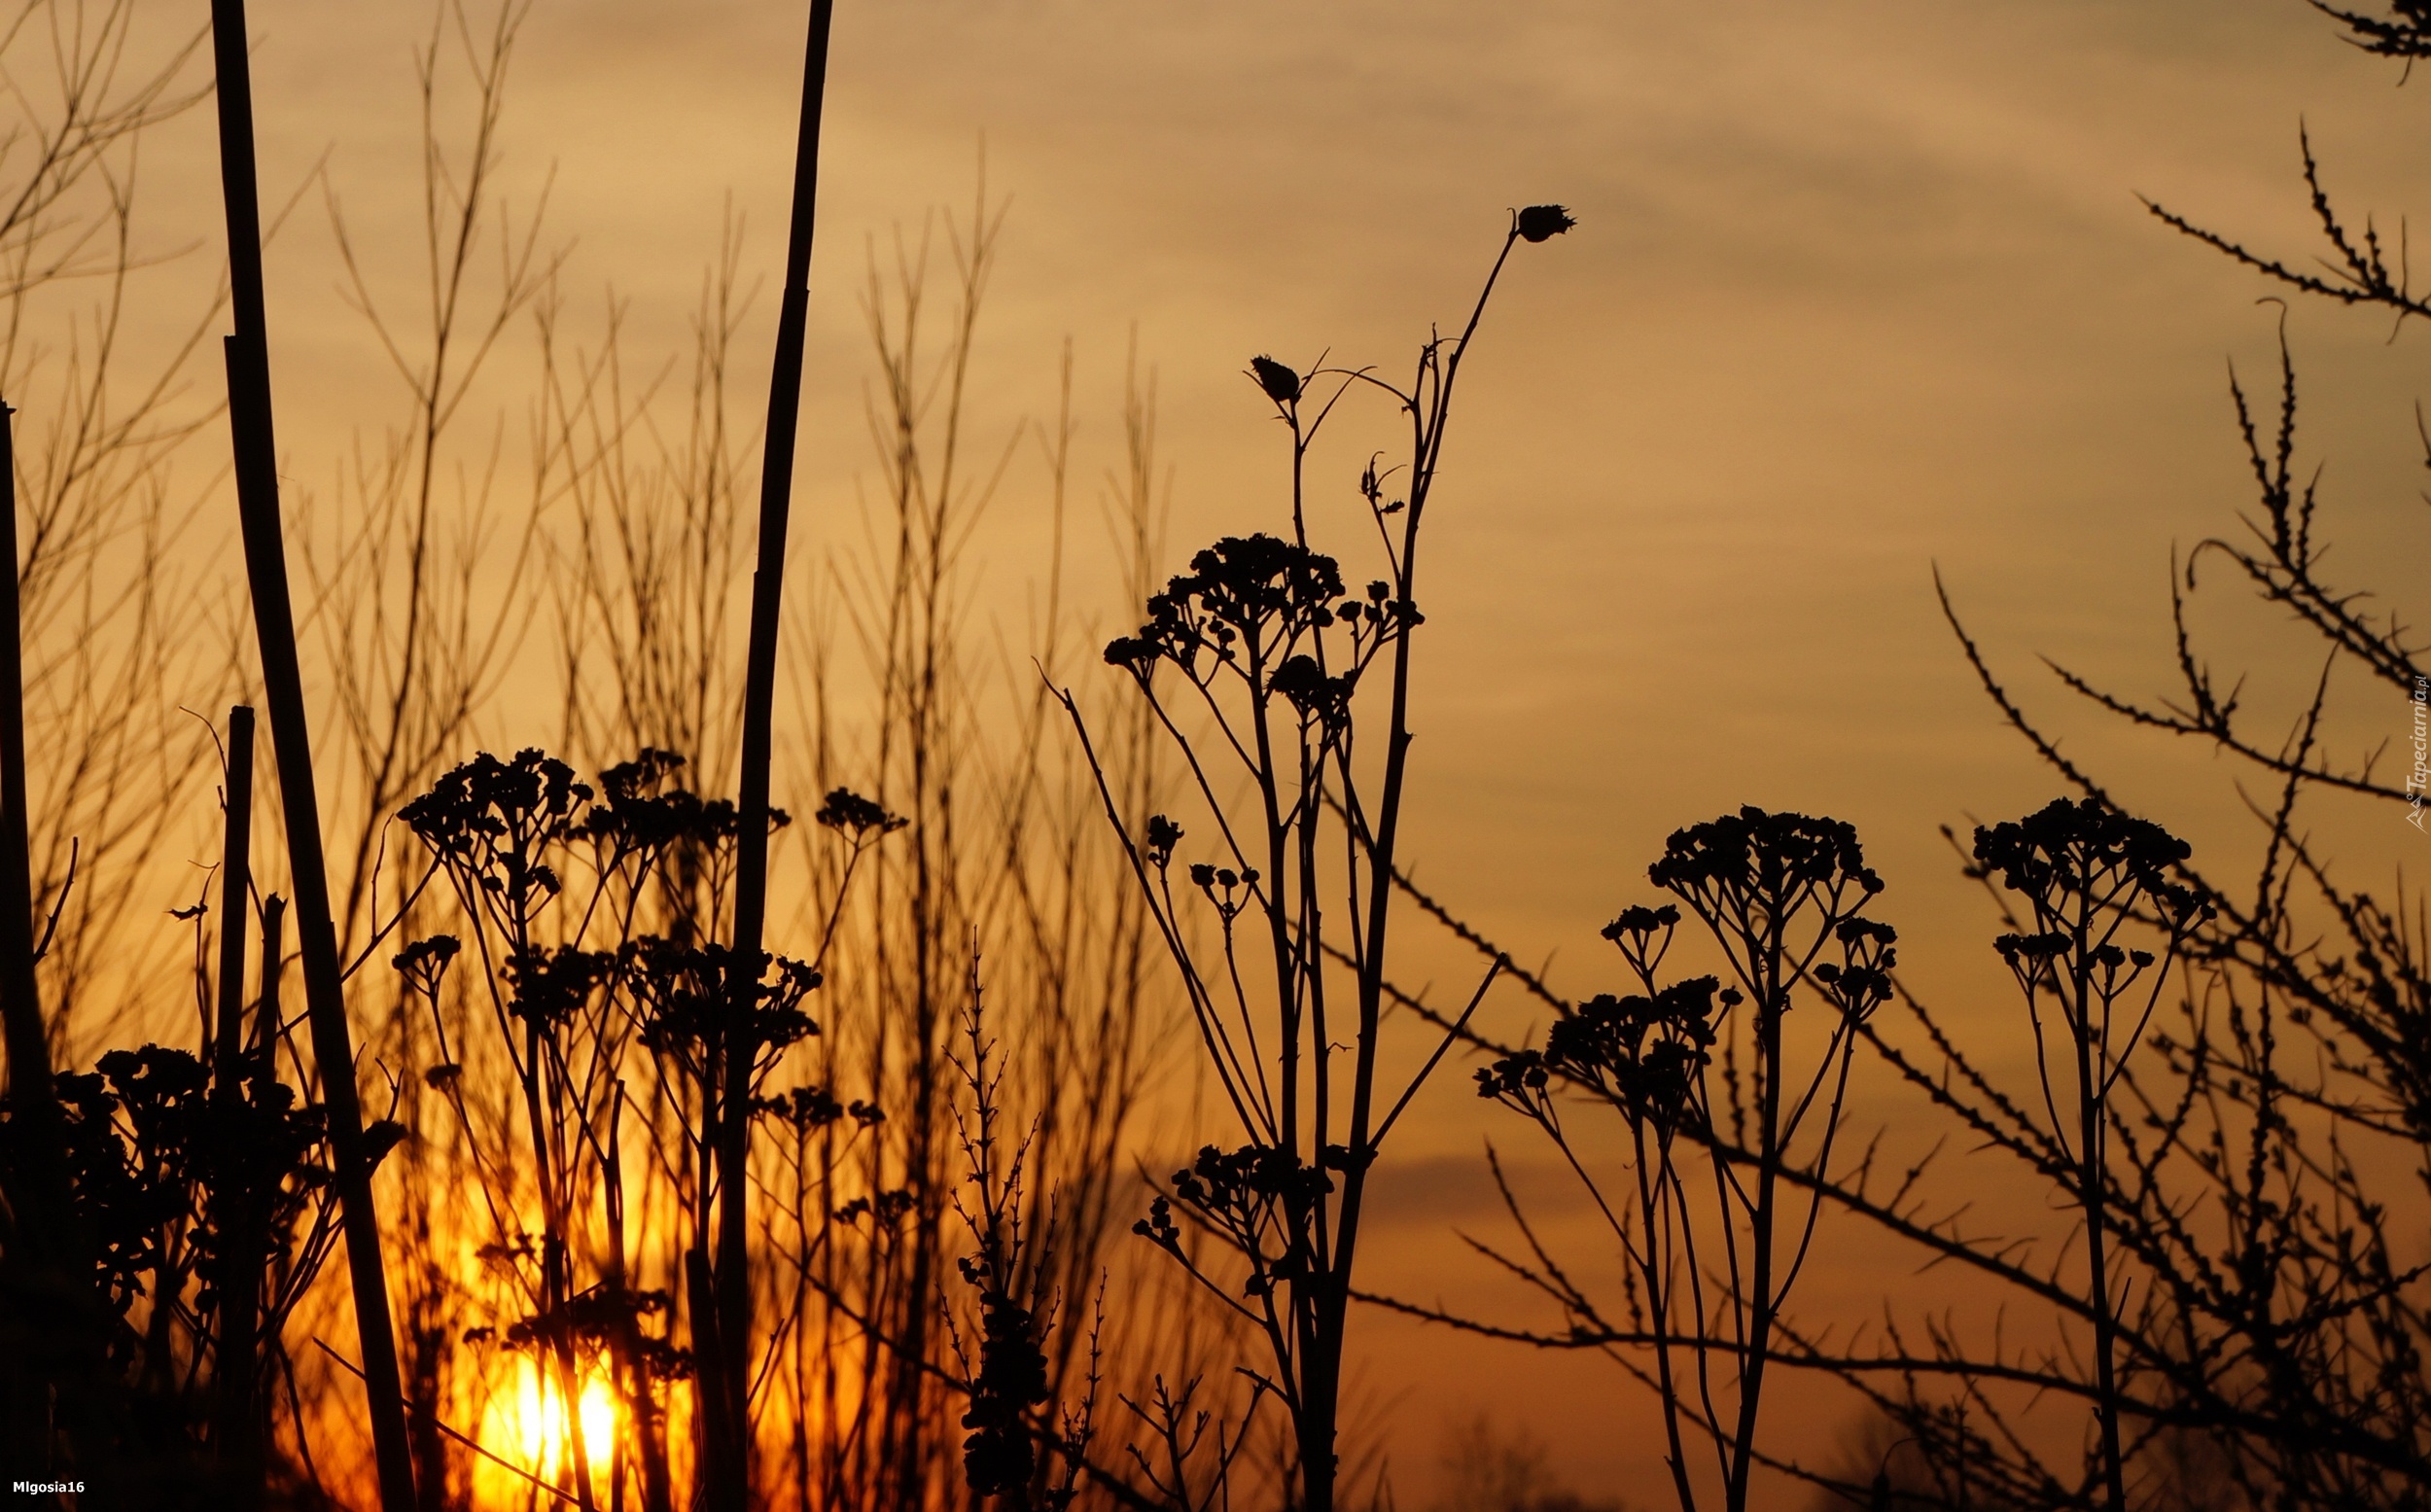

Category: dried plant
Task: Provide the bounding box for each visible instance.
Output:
[1075,203,1573,1512]
[1,0,224,1048]
[1360,8,2431,1510]
[1467,808,1893,1512]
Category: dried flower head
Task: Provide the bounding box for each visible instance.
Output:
[1649,806,1883,910]
[815,786,907,839]
[1249,354,1302,404]
[393,933,461,1002]
[1105,533,1348,679]
[1144,813,1183,868]
[1516,204,1576,243]
[1972,798,2202,920]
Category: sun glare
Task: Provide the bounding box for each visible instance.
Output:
[477,1354,619,1491]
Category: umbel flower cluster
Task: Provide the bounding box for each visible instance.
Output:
[396,747,881,1072]
[1479,807,1897,1138]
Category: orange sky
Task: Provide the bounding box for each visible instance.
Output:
[71,0,2431,1503]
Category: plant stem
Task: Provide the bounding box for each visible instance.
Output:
[1727,929,1786,1512]
[0,396,124,1490]
[211,708,255,1092]
[252,897,285,1106]
[209,705,264,1508]
[0,399,59,1142]
[715,3,836,1506]
[2073,914,2129,1511]
[205,7,416,1509]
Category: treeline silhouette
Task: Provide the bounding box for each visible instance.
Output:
[0,1,2426,1511]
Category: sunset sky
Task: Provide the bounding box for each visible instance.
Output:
[85,0,2431,1501]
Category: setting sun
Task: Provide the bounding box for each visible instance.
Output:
[478,1356,619,1489]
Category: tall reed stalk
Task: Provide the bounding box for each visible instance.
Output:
[710,5,836,1505]
[0,390,123,1495]
[205,4,416,1507]
[205,704,264,1507]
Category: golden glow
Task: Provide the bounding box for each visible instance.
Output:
[476,1354,618,1493]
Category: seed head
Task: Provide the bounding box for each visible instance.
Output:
[1249,354,1302,404]
[1516,204,1576,243]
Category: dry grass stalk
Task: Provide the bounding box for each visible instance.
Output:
[205,1,416,1504]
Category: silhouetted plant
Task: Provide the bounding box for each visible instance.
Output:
[1073,204,1572,1512]
[4,8,1394,1507]
[397,741,862,1509]
[1969,800,2210,1509]
[1631,28,2431,1498]
[1298,8,2431,1508]
[2,0,227,1047]
[1801,5,2431,1502]
[1469,807,1891,1512]
[2,712,349,1508]
[946,966,1102,1511]
[1117,1371,1273,1512]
